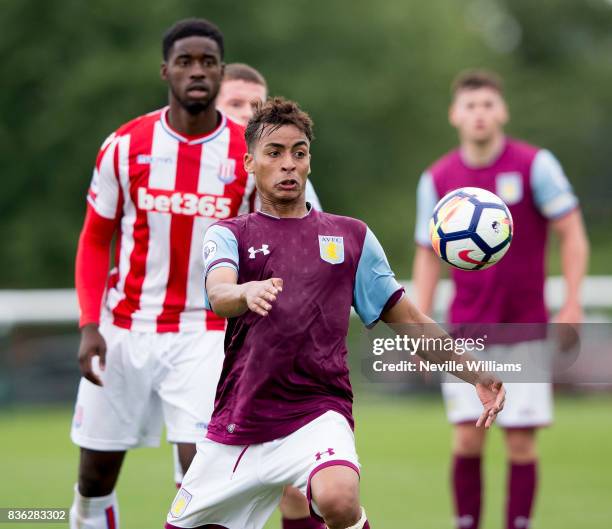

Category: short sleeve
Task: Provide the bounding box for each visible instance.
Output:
[87,133,121,219]
[203,224,239,310]
[305,180,323,211]
[531,150,578,219]
[203,225,239,276]
[353,228,404,327]
[414,171,438,247]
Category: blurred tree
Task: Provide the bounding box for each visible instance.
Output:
[0,0,610,287]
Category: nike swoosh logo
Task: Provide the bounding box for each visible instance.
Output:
[458,249,485,265]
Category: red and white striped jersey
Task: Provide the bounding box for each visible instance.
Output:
[87,107,250,332]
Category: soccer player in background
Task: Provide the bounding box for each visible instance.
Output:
[217,62,323,212]
[412,70,589,529]
[165,97,506,529]
[71,18,250,529]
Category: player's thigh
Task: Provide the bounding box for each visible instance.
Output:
[496,382,553,428]
[167,440,281,529]
[159,330,225,444]
[279,486,310,518]
[266,411,360,520]
[175,442,197,475]
[71,322,163,450]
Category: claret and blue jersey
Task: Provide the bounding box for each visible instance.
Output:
[201,205,404,445]
[415,138,579,324]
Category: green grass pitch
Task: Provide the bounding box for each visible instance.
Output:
[1,395,610,528]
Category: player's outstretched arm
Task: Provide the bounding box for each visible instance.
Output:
[206,267,283,318]
[380,295,505,428]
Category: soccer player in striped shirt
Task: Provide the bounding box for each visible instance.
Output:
[165,97,506,529]
[70,18,250,529]
[412,70,589,529]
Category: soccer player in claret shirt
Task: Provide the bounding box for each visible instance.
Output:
[70,18,253,529]
[165,97,506,529]
[412,70,589,529]
[219,62,325,529]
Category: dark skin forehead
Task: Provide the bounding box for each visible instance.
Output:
[166,35,222,62]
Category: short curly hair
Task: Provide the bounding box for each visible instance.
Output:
[162,18,224,60]
[245,97,314,151]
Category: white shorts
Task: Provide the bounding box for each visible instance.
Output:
[442,341,553,428]
[165,411,360,529]
[70,321,225,450]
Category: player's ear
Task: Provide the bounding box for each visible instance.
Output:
[499,100,509,126]
[448,103,458,128]
[160,61,168,81]
[244,152,254,174]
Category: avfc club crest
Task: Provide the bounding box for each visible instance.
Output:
[170,488,192,518]
[496,172,523,205]
[318,235,344,264]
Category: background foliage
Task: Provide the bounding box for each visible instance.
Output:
[2,0,611,287]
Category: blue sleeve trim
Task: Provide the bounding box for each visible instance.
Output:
[531,150,579,219]
[365,287,405,329]
[414,171,438,246]
[203,224,239,310]
[353,228,402,326]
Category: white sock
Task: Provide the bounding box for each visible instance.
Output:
[69,485,119,529]
[343,507,367,529]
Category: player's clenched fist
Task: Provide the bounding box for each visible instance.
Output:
[77,323,107,386]
[242,278,283,317]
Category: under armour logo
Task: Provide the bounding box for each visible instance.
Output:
[315,448,335,461]
[248,245,270,259]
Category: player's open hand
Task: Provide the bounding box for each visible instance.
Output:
[243,278,283,317]
[475,376,505,429]
[78,323,107,386]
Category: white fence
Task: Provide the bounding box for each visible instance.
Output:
[0,276,610,327]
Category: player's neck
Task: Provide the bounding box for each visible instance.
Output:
[259,197,309,218]
[167,100,220,137]
[460,133,506,168]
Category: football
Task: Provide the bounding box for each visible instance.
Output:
[429,186,513,270]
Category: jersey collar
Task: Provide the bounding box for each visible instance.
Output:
[256,202,314,220]
[159,107,227,145]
